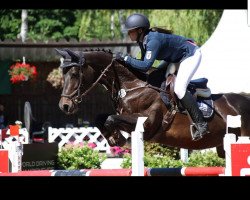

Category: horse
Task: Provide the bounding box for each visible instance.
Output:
[56,48,250,158]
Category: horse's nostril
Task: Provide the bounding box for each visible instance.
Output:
[63,104,69,112]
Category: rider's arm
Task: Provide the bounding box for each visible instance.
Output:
[124,39,161,72]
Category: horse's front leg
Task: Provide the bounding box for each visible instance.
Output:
[104,114,143,147]
[104,101,164,146]
[142,101,164,141]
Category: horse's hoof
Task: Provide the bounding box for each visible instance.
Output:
[108,136,117,146]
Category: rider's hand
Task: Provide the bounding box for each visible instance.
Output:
[115,52,127,64]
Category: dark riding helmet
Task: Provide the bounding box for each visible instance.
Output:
[125,13,150,31]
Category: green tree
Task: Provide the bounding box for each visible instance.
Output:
[78,10,121,41]
[149,10,223,45]
[0,9,81,41]
[78,9,151,41]
[0,9,222,44]
[27,9,81,41]
[0,10,21,40]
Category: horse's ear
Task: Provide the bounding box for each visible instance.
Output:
[64,49,80,62]
[55,48,68,58]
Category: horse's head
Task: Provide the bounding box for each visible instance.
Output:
[56,48,113,114]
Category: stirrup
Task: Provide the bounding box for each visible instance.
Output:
[190,123,209,141]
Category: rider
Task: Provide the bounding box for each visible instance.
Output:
[115,13,209,141]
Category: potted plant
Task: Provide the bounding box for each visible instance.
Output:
[9,60,37,84]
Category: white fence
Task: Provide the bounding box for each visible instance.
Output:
[48,127,110,152]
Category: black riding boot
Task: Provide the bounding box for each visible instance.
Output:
[180,91,210,141]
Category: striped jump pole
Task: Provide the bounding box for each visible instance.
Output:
[86,169,132,176]
[0,167,225,176]
[0,169,133,176]
[146,167,225,176]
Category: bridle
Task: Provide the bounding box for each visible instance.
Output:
[61,57,115,104]
[60,65,84,104]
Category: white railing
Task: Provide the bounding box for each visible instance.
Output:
[48,127,110,152]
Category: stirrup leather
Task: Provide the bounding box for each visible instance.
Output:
[162,109,177,131]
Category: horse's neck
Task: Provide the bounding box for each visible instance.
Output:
[113,64,145,88]
[84,52,145,89]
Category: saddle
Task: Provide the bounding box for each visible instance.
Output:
[161,74,214,131]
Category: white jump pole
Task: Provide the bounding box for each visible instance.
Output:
[0,129,2,148]
[248,0,250,26]
[131,117,147,176]
[180,148,189,163]
[223,133,236,176]
[8,137,23,173]
[223,115,241,176]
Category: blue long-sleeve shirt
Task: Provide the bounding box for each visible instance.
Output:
[125,31,198,72]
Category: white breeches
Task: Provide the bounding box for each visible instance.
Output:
[174,48,202,99]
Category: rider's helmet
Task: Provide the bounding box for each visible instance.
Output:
[124,13,150,31]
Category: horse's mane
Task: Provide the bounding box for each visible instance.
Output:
[82,48,113,55]
[82,49,148,81]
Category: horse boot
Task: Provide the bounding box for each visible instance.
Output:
[180,91,210,141]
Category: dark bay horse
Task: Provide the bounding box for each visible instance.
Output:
[56,48,250,158]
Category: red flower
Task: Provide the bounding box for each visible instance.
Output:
[9,62,38,84]
[88,142,97,149]
[110,146,131,156]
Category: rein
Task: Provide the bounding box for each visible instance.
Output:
[79,59,115,98]
[124,83,167,93]
[62,56,167,104]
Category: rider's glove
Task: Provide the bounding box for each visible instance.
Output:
[115,52,128,64]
